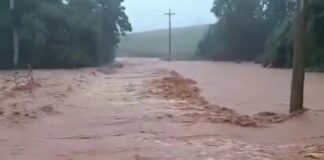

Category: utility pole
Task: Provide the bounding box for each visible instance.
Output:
[10,0,19,67]
[290,0,308,113]
[164,9,175,61]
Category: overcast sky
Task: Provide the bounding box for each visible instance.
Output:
[123,0,215,32]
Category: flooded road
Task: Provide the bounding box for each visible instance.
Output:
[0,58,324,160]
[163,60,324,144]
[164,61,324,115]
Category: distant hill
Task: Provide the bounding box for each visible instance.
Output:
[117,24,210,60]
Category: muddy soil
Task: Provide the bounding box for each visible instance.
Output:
[0,58,323,160]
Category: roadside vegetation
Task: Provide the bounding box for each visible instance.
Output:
[198,0,324,71]
[0,0,132,69]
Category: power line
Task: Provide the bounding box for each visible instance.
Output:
[164,9,175,61]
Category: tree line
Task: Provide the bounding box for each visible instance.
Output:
[197,0,324,70]
[0,0,132,69]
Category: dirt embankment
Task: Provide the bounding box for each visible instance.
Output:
[149,70,302,127]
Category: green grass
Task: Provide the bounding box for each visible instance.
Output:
[117,24,209,60]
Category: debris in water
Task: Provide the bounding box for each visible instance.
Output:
[11,71,41,92]
[39,105,60,115]
[134,155,150,160]
[305,153,324,159]
[149,70,291,127]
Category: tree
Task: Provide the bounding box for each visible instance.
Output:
[261,0,324,70]
[197,0,272,61]
[0,0,14,69]
[290,0,308,113]
[0,0,132,69]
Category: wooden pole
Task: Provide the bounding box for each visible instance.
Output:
[165,9,175,61]
[290,0,308,113]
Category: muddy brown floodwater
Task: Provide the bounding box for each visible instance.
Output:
[163,61,324,115]
[163,60,324,144]
[0,58,323,160]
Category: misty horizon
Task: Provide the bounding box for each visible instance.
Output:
[123,0,215,32]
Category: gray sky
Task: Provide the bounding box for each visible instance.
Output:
[123,0,216,32]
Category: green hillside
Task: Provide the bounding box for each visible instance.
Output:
[117,24,210,60]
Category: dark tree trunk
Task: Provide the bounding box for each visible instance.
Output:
[290,0,308,113]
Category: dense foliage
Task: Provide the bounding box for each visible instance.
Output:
[198,0,324,69]
[263,0,324,69]
[0,0,13,69]
[0,0,132,69]
[197,0,278,61]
